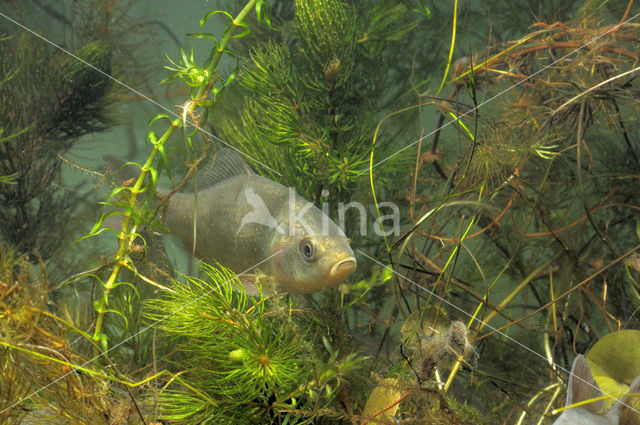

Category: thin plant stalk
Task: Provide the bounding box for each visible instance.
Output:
[91,0,258,349]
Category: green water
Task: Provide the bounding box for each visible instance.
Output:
[1,1,639,424]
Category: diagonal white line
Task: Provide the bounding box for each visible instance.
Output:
[358,11,640,176]
[357,249,640,416]
[0,249,283,416]
[0,11,282,176]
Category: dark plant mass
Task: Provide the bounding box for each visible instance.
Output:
[0,0,639,424]
[0,36,114,261]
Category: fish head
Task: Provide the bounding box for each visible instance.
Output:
[270,232,356,294]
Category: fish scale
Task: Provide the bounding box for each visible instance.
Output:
[163,175,285,272]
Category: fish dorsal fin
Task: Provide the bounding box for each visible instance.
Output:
[567,355,604,414]
[194,148,255,190]
[618,374,640,425]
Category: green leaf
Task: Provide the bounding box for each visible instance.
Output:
[85,273,106,287]
[148,167,158,189]
[232,21,250,39]
[107,184,134,200]
[200,10,233,27]
[255,0,275,29]
[76,210,123,244]
[586,330,640,384]
[147,113,172,129]
[379,265,393,283]
[96,332,108,352]
[186,32,219,41]
[0,172,18,185]
[225,64,239,86]
[104,308,129,329]
[74,225,118,243]
[98,199,129,209]
[111,281,140,299]
[156,144,172,179]
[0,122,33,144]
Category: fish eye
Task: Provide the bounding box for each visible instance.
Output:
[299,238,316,260]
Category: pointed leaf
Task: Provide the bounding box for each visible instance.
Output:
[200,10,233,27]
[186,32,219,41]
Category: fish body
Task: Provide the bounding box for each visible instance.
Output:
[552,355,640,425]
[106,149,356,295]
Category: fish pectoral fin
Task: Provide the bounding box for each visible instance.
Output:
[237,274,261,297]
[238,273,281,297]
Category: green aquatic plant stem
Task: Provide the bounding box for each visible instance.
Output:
[0,338,210,400]
[477,258,554,333]
[92,125,173,346]
[448,31,537,84]
[436,0,458,95]
[198,0,258,102]
[367,103,427,252]
[367,103,427,320]
[91,1,258,349]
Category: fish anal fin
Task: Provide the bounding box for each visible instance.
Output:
[568,355,604,414]
[195,148,255,190]
[618,374,640,425]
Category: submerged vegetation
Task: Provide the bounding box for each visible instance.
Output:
[0,0,639,424]
[0,35,114,262]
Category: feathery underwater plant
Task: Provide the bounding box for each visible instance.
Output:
[2,0,639,424]
[0,35,115,262]
[216,0,430,213]
[144,263,366,424]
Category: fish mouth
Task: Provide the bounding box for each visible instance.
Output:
[329,256,357,280]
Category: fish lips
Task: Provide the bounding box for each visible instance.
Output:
[329,256,357,282]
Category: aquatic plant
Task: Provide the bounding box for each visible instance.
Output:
[0,35,114,262]
[0,244,144,425]
[360,0,640,422]
[144,263,366,424]
[214,0,639,422]
[79,0,270,355]
[217,0,430,212]
[1,0,639,424]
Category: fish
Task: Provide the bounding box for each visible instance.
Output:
[104,148,356,295]
[552,355,640,425]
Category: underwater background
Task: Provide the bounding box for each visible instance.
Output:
[1,0,640,424]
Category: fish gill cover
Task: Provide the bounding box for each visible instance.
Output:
[0,0,639,424]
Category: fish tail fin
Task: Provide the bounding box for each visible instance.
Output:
[618,374,640,425]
